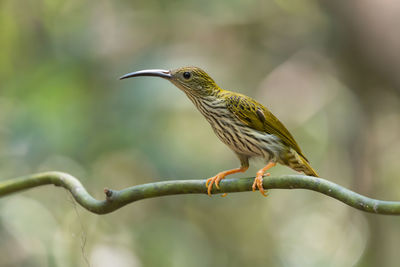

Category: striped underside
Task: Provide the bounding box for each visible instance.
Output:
[185,92,282,160]
[184,91,315,175]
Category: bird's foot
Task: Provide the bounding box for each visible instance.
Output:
[252,162,276,197]
[205,166,249,196]
[252,174,268,197]
[206,173,226,196]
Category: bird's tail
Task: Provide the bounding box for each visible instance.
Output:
[299,155,319,177]
[287,150,319,177]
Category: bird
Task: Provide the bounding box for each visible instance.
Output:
[120,66,318,196]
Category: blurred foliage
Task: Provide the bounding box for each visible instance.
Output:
[1,0,400,266]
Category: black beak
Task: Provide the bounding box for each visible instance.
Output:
[119,69,171,80]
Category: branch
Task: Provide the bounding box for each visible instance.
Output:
[0,171,399,215]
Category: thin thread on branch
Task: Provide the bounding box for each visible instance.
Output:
[0,171,399,215]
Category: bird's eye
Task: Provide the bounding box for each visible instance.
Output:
[183,72,191,79]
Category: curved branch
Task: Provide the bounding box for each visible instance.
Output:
[0,171,399,215]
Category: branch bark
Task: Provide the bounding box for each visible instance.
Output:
[0,171,399,215]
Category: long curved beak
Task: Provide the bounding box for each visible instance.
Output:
[119,69,171,80]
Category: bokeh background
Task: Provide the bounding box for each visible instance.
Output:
[1,0,400,266]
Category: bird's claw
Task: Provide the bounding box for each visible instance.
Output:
[206,174,222,196]
[205,167,248,196]
[252,175,268,197]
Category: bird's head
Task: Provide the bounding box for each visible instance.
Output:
[120,66,220,96]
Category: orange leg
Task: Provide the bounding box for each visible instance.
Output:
[252,162,276,197]
[206,166,248,196]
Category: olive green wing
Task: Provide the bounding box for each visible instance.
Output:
[226,93,309,162]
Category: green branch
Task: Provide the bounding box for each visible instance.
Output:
[0,171,399,215]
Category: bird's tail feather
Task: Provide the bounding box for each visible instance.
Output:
[299,155,319,177]
[288,150,319,177]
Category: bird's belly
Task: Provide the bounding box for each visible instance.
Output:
[209,118,284,161]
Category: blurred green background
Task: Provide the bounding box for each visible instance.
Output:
[1,0,400,266]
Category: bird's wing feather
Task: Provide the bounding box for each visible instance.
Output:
[226,93,309,162]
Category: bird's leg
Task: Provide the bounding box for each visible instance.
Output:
[252,162,276,196]
[206,166,248,196]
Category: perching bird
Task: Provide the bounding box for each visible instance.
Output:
[120,67,318,196]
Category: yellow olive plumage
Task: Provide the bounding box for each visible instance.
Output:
[120,66,318,196]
